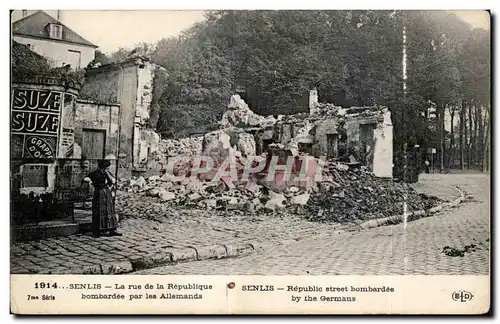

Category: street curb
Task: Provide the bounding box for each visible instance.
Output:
[31,187,465,275]
[359,186,465,230]
[62,243,257,275]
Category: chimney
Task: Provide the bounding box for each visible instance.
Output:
[22,10,28,18]
[309,89,318,115]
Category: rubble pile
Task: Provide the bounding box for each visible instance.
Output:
[162,136,203,157]
[117,173,313,215]
[442,244,482,257]
[287,120,314,154]
[309,102,389,121]
[115,94,439,225]
[313,102,342,117]
[220,95,276,129]
[117,159,441,225]
[304,163,442,223]
[281,113,311,124]
[343,105,389,117]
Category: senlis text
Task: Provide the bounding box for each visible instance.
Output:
[241,285,274,291]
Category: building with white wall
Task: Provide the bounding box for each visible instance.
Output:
[12,10,97,70]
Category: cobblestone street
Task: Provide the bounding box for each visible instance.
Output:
[10,173,487,275]
[135,173,490,275]
[10,209,345,274]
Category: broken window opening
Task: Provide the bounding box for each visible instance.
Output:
[298,143,313,155]
[359,123,377,165]
[326,134,339,159]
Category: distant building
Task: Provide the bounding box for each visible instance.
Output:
[11,9,60,22]
[12,10,97,70]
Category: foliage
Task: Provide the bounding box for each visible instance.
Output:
[86,50,112,68]
[11,41,52,81]
[11,41,85,87]
[103,10,490,171]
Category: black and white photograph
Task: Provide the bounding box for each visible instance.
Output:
[9,8,490,284]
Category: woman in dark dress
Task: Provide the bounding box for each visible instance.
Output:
[88,160,121,237]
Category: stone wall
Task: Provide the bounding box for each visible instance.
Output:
[312,119,338,158]
[344,116,381,149]
[309,89,319,114]
[13,35,96,70]
[262,102,393,177]
[81,58,165,177]
[372,110,393,178]
[56,99,121,188]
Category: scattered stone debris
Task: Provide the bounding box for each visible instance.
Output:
[442,244,480,257]
[117,158,441,225]
[304,164,442,224]
[464,195,481,203]
[162,136,203,157]
[116,94,440,225]
[220,95,277,129]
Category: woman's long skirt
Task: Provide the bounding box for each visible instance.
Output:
[92,187,118,233]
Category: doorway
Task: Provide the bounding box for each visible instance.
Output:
[327,134,339,159]
[82,129,106,160]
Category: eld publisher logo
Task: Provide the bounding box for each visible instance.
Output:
[452,290,474,302]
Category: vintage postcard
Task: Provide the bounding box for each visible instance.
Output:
[9,9,491,315]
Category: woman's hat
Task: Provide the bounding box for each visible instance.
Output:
[98,159,111,168]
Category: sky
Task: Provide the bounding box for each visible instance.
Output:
[58,10,207,54]
[48,10,490,54]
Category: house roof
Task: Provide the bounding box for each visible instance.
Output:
[12,11,98,48]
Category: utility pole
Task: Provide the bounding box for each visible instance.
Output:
[402,14,408,182]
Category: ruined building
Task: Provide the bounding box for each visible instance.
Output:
[10,54,170,227]
[223,90,393,178]
[79,56,168,177]
[275,90,394,178]
[161,90,394,181]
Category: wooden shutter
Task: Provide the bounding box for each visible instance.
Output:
[82,129,106,159]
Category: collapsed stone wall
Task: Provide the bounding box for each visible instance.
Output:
[117,94,411,223]
[162,136,203,157]
[134,94,392,179]
[118,159,440,225]
[220,95,276,129]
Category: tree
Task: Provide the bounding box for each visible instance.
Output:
[458,28,490,170]
[128,9,490,163]
[11,40,84,86]
[150,18,233,138]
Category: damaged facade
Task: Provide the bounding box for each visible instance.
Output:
[118,92,407,219]
[201,90,394,178]
[10,64,393,224]
[79,56,168,177]
[302,89,393,178]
